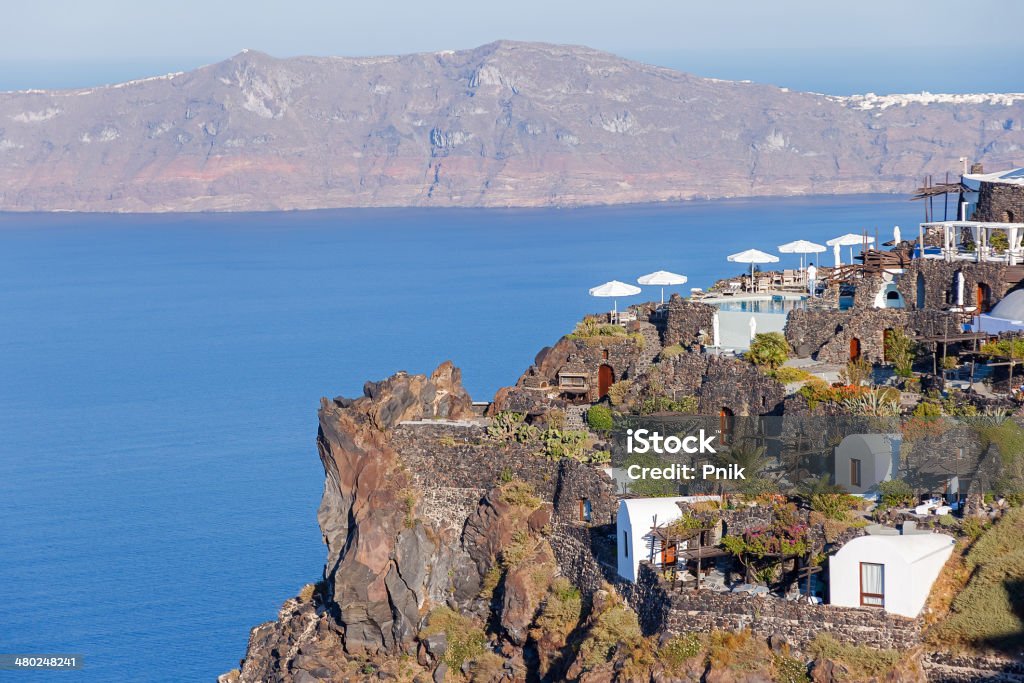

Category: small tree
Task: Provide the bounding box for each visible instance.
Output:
[981,337,1024,393]
[884,328,916,377]
[586,404,614,434]
[840,357,873,386]
[747,332,790,370]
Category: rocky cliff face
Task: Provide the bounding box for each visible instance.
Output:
[2,41,1023,212]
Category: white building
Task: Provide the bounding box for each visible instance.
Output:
[834,433,901,495]
[616,496,719,582]
[829,533,955,617]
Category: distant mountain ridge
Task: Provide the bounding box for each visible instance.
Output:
[0,41,1022,212]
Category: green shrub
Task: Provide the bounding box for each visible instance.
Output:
[913,401,943,418]
[606,380,633,407]
[747,332,790,370]
[658,344,687,360]
[532,577,582,643]
[878,479,915,509]
[638,394,699,415]
[808,634,901,678]
[499,481,541,509]
[839,357,873,386]
[421,607,487,672]
[657,633,703,674]
[541,429,588,461]
[579,599,644,668]
[885,328,917,377]
[586,404,614,433]
[770,366,813,383]
[810,493,858,521]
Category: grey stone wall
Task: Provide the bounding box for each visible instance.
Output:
[785,308,960,363]
[392,423,561,501]
[661,297,716,347]
[973,181,1024,223]
[625,563,922,650]
[898,258,1011,311]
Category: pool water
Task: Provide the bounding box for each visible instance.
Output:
[713,296,807,314]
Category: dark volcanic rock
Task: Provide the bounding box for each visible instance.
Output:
[2,41,1022,212]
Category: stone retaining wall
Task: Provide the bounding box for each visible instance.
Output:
[625,564,922,650]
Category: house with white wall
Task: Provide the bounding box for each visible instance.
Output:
[834,433,901,495]
[829,532,955,617]
[616,496,720,582]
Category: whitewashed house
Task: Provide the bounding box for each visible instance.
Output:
[834,433,901,495]
[829,532,955,617]
[616,496,720,582]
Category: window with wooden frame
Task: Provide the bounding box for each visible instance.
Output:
[860,562,884,607]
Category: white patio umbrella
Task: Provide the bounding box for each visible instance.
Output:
[893,225,902,245]
[827,233,876,263]
[589,280,641,323]
[727,248,780,281]
[833,243,842,267]
[712,312,720,348]
[748,316,757,341]
[778,240,826,271]
[637,270,688,304]
[956,271,965,306]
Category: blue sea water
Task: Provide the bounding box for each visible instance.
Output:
[0,195,924,681]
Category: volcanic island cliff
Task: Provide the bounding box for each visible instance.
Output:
[221,287,1024,683]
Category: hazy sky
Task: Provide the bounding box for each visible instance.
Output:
[4,0,1023,94]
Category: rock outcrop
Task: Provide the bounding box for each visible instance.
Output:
[315,361,477,655]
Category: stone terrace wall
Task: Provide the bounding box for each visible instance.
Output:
[392,422,561,501]
[627,564,922,650]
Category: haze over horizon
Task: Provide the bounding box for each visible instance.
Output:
[4,0,1023,95]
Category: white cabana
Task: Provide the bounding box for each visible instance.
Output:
[637,270,688,304]
[589,280,641,324]
[827,233,875,263]
[778,240,826,271]
[748,316,757,340]
[727,248,779,281]
[829,533,954,617]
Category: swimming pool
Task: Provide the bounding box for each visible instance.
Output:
[712,295,807,314]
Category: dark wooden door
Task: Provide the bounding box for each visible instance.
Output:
[598,365,614,398]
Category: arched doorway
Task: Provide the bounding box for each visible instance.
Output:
[850,337,861,362]
[598,364,614,398]
[916,273,926,309]
[719,407,735,445]
[883,329,893,362]
[977,283,992,314]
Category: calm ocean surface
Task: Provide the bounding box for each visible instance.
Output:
[0,195,924,681]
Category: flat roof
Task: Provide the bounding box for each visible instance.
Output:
[963,167,1024,187]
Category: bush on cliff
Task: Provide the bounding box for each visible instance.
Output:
[807,633,903,679]
[577,593,646,670]
[421,606,487,673]
[586,404,614,433]
[499,481,541,510]
[746,332,790,370]
[530,577,582,646]
[932,507,1024,655]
